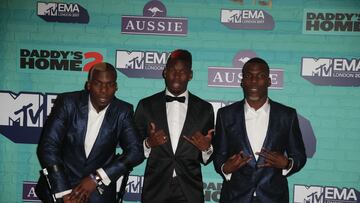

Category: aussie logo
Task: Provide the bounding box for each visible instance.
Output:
[0,91,57,144]
[303,9,360,35]
[294,184,360,203]
[37,2,89,24]
[208,50,284,89]
[115,50,170,78]
[221,9,275,30]
[23,181,40,202]
[301,57,360,86]
[20,48,103,72]
[121,0,188,36]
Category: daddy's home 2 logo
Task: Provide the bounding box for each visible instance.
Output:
[116,49,170,78]
[0,91,57,144]
[19,48,103,72]
[294,184,360,203]
[303,9,360,35]
[208,50,283,89]
[121,0,188,36]
[221,9,275,30]
[37,1,89,23]
[301,57,360,86]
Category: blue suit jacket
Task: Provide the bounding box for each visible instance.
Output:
[36,90,143,202]
[213,99,306,203]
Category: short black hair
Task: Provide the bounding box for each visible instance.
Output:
[88,62,117,81]
[242,57,270,75]
[165,49,192,70]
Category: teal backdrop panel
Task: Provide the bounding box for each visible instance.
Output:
[1,0,360,202]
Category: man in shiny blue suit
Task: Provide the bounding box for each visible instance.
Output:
[213,57,307,203]
[36,62,143,203]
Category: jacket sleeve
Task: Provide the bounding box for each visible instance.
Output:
[212,108,229,180]
[286,110,307,177]
[101,106,144,181]
[37,94,71,193]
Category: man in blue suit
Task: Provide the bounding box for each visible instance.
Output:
[36,62,144,203]
[213,57,307,203]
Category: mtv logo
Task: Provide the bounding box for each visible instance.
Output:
[302,58,332,77]
[37,2,57,16]
[0,92,44,127]
[294,185,324,203]
[116,50,144,70]
[221,10,241,23]
[126,175,144,194]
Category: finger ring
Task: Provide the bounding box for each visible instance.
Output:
[163,136,166,140]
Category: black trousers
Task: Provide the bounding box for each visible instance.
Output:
[163,177,188,203]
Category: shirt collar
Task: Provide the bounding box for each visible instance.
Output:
[244,98,270,115]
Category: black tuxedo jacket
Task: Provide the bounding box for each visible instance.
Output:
[36,90,143,203]
[134,91,214,203]
[213,99,306,203]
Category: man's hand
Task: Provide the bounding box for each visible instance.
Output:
[256,148,290,169]
[183,129,214,151]
[223,151,252,174]
[145,122,168,148]
[68,176,97,203]
[63,194,83,203]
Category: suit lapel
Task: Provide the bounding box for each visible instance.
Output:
[78,91,90,159]
[153,92,173,155]
[260,99,277,153]
[175,93,197,155]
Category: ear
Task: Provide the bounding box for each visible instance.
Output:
[267,77,272,87]
[189,70,193,81]
[162,69,167,79]
[86,81,90,90]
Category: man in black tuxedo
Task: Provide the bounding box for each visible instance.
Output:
[36,62,143,203]
[134,49,214,203]
[213,57,307,203]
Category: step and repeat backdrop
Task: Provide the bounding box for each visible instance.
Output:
[1,0,360,202]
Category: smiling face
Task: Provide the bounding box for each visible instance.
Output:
[164,60,193,96]
[87,63,117,112]
[241,59,271,110]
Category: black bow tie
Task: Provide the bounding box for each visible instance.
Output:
[165,95,186,103]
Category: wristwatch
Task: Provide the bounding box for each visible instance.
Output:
[89,173,104,195]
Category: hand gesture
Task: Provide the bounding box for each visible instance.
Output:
[256,148,290,169]
[183,129,214,151]
[145,122,168,148]
[223,151,252,174]
[67,176,97,203]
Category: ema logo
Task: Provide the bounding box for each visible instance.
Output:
[0,91,57,144]
[20,48,103,72]
[208,50,283,89]
[123,175,144,201]
[37,2,89,23]
[221,9,275,30]
[301,57,360,86]
[116,50,170,78]
[303,9,360,35]
[294,184,360,203]
[121,0,188,36]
